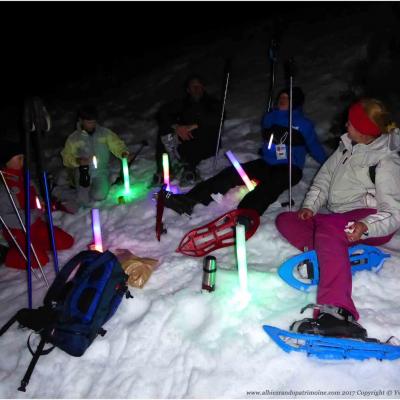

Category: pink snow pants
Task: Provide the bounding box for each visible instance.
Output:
[275,209,395,320]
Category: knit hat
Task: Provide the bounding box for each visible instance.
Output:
[0,140,24,167]
[348,101,381,137]
[77,105,98,121]
[278,86,305,109]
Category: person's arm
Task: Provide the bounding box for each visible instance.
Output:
[61,136,80,168]
[302,147,342,214]
[359,156,400,238]
[261,111,274,130]
[106,130,129,159]
[157,99,184,136]
[302,120,327,165]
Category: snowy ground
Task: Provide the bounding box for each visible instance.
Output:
[1,8,400,399]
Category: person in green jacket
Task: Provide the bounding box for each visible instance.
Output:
[61,105,130,205]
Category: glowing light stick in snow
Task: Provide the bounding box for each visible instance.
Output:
[225,150,255,191]
[235,223,250,306]
[91,208,103,252]
[92,156,98,169]
[162,153,170,191]
[122,157,131,194]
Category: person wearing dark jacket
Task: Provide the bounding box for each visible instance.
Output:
[154,75,221,185]
[164,87,327,220]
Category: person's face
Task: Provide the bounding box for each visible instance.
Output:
[346,121,375,144]
[81,119,97,134]
[187,79,205,101]
[6,154,24,170]
[278,93,289,110]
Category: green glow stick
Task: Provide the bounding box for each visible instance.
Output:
[122,157,130,194]
[236,224,248,297]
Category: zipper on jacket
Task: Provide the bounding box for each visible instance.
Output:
[328,147,351,204]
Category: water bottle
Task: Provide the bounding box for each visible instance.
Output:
[202,256,217,292]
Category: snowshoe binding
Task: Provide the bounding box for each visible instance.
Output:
[290,304,367,339]
[263,304,400,361]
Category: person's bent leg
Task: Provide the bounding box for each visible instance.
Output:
[275,212,315,251]
[90,172,111,202]
[32,219,74,251]
[3,227,49,269]
[238,164,302,215]
[186,165,244,205]
[314,213,359,319]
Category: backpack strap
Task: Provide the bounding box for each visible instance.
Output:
[43,250,106,307]
[0,312,19,336]
[18,336,47,392]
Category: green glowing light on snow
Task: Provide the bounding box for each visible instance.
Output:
[122,157,131,194]
[113,181,149,204]
[235,223,250,308]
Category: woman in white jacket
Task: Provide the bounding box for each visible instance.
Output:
[276,98,400,339]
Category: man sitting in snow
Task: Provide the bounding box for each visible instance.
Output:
[61,105,130,205]
[153,74,221,186]
[164,87,327,223]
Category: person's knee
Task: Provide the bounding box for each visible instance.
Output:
[275,211,296,231]
[54,228,74,250]
[90,177,110,201]
[91,190,108,201]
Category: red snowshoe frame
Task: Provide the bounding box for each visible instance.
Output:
[176,208,260,257]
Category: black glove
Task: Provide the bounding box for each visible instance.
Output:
[79,165,90,187]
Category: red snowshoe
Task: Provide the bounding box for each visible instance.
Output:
[176,208,260,257]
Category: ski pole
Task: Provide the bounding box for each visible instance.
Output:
[285,58,296,211]
[23,99,33,309]
[0,171,49,287]
[213,59,231,171]
[32,97,59,274]
[0,215,40,281]
[266,37,278,113]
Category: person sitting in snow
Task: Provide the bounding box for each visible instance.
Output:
[0,141,74,269]
[276,98,400,339]
[61,105,130,205]
[154,74,221,186]
[164,87,327,222]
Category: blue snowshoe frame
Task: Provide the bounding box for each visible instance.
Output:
[263,325,400,361]
[278,244,390,292]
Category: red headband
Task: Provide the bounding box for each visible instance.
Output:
[348,102,381,137]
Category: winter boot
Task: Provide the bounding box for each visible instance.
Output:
[290,304,368,339]
[164,193,197,216]
[179,167,201,187]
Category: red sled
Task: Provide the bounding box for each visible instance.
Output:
[176,209,260,257]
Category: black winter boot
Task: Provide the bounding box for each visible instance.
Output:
[290,304,367,339]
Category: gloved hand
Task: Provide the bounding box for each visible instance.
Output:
[79,165,90,187]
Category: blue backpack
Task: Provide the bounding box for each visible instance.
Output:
[0,250,131,392]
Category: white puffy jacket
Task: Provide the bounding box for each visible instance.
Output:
[302,132,400,238]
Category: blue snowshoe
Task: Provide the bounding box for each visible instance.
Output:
[263,325,400,361]
[278,244,390,292]
[263,304,400,361]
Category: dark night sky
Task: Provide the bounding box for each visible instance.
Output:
[0,2,371,106]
